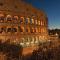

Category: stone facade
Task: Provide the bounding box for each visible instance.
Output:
[0,0,48,55]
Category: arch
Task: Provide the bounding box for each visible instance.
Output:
[41,20,43,26]
[7,26,12,33]
[38,27,41,33]
[41,20,44,26]
[18,25,24,33]
[13,16,18,21]
[12,16,19,23]
[35,27,38,33]
[38,20,40,25]
[6,15,12,17]
[30,27,34,33]
[6,15,12,22]
[0,27,6,33]
[35,36,39,44]
[11,28,17,32]
[30,18,34,24]
[20,38,25,46]
[26,27,30,33]
[7,28,11,32]
[41,28,45,33]
[25,17,30,24]
[35,20,38,25]
[20,17,24,23]
[30,37,34,44]
[0,14,5,22]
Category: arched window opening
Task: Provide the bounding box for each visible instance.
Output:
[25,18,30,24]
[20,38,25,46]
[7,28,11,32]
[41,20,43,26]
[41,28,42,33]
[6,15,12,22]
[0,14,4,22]
[20,17,24,24]
[35,37,39,44]
[25,38,29,42]
[35,27,38,33]
[42,28,45,33]
[13,16,18,22]
[0,28,6,33]
[20,26,23,32]
[26,28,28,32]
[18,26,24,33]
[30,27,34,33]
[25,18,28,24]
[38,27,41,33]
[41,20,44,26]
[31,37,34,44]
[43,28,45,33]
[30,18,34,24]
[11,28,17,32]
[35,20,37,25]
[26,27,30,33]
[41,28,45,33]
[38,20,40,25]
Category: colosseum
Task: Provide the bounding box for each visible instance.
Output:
[0,0,48,55]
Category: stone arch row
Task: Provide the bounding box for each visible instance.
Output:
[0,35,45,47]
[0,13,46,26]
[19,36,46,47]
[0,26,46,33]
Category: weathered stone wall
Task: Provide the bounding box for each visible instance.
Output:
[0,0,48,55]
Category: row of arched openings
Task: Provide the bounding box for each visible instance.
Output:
[0,26,46,33]
[0,14,46,25]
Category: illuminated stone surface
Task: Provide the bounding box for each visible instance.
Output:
[0,0,48,55]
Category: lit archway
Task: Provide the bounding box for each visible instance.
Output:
[6,15,12,22]
[0,14,4,22]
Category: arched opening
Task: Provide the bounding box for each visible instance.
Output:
[13,16,18,23]
[11,28,17,33]
[41,28,45,33]
[19,17,24,24]
[38,20,40,25]
[0,27,6,33]
[31,37,34,44]
[35,27,38,33]
[6,15,12,22]
[20,38,25,47]
[35,20,38,25]
[35,36,39,44]
[41,20,44,26]
[25,17,30,24]
[30,18,34,24]
[7,28,11,32]
[38,27,41,33]
[26,27,30,33]
[18,26,24,33]
[0,14,4,22]
[30,27,34,33]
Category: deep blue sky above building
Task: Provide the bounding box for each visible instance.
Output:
[24,0,60,29]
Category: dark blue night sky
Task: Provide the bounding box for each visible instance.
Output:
[24,0,60,29]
